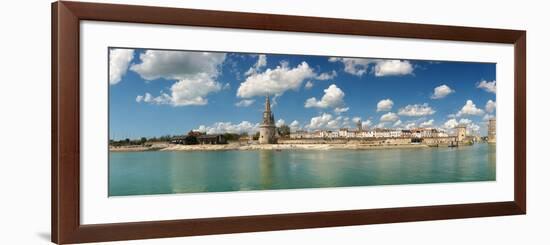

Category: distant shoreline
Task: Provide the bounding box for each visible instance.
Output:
[109,142,438,152]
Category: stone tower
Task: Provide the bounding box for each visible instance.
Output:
[488,119,496,144]
[259,95,277,144]
[456,124,467,142]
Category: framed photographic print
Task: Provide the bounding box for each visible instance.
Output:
[52,1,526,244]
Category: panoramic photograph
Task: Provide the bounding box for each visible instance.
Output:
[108,48,497,196]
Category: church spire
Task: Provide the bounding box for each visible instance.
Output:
[265,95,271,112]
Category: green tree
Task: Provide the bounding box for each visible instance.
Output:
[278,125,291,138]
[140,137,147,145]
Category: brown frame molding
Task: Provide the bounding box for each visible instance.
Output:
[52,1,526,244]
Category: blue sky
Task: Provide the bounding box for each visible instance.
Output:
[108,48,496,140]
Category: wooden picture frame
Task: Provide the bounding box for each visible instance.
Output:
[52,1,526,244]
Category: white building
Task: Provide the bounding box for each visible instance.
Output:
[390,130,402,138]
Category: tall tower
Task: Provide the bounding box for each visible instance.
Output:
[488,119,496,144]
[259,95,277,144]
[456,124,467,142]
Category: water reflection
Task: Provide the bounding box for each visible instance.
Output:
[259,150,275,189]
[109,143,497,196]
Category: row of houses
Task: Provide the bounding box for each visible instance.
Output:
[289,128,449,139]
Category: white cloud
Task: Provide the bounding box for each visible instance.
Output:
[373,60,414,77]
[329,57,372,76]
[137,74,221,106]
[334,107,350,114]
[485,100,496,113]
[352,117,362,123]
[237,61,316,98]
[419,119,434,127]
[329,58,414,77]
[276,119,286,127]
[404,122,416,129]
[307,113,334,129]
[305,84,345,109]
[456,100,484,116]
[235,99,255,107]
[109,48,134,85]
[195,121,259,135]
[130,50,226,81]
[376,99,394,112]
[393,120,402,127]
[375,122,387,128]
[316,70,337,80]
[458,118,480,133]
[398,103,436,116]
[444,118,459,129]
[477,80,496,93]
[304,81,314,89]
[459,118,472,124]
[244,54,267,76]
[431,84,454,99]
[131,50,226,106]
[380,112,399,122]
[289,120,301,132]
[362,120,373,129]
[483,114,495,121]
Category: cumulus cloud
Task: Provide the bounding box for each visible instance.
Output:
[235,99,255,107]
[109,48,134,85]
[276,119,286,127]
[237,61,316,98]
[459,118,480,133]
[329,58,414,77]
[136,74,221,106]
[334,107,350,114]
[131,50,226,106]
[316,70,337,80]
[194,121,259,135]
[130,50,226,81]
[305,84,346,109]
[456,100,484,116]
[289,120,301,132]
[483,114,495,121]
[444,118,459,129]
[362,120,373,129]
[372,60,414,77]
[393,120,402,127]
[329,57,372,76]
[304,81,314,89]
[431,84,454,99]
[404,122,416,129]
[376,99,394,112]
[307,113,335,130]
[477,80,496,93]
[398,103,436,116]
[419,119,434,127]
[485,99,496,113]
[380,112,399,122]
[244,54,267,76]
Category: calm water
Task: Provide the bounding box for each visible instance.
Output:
[109,143,496,196]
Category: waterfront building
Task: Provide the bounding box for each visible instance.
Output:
[338,128,348,138]
[259,95,278,144]
[390,130,402,138]
[197,134,227,144]
[361,130,374,138]
[401,129,412,138]
[488,119,496,143]
[374,128,391,138]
